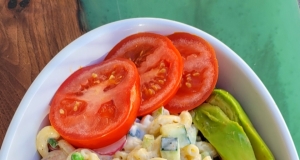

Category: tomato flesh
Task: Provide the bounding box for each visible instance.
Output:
[49,58,140,148]
[165,32,218,113]
[105,32,183,116]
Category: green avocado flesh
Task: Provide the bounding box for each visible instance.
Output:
[192,103,256,160]
[206,89,274,160]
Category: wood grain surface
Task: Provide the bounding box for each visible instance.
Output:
[0,0,84,148]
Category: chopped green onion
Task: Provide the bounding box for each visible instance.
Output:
[71,152,84,160]
[47,138,58,149]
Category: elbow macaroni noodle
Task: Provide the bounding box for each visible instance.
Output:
[36,126,60,158]
[123,136,142,152]
[179,111,193,129]
[181,144,202,160]
[113,151,128,159]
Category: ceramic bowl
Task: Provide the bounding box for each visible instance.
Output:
[0,18,298,159]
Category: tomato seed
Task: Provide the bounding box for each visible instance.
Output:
[73,106,78,111]
[94,80,100,84]
[186,76,192,82]
[140,50,144,56]
[148,88,155,95]
[158,80,164,84]
[159,68,167,74]
[92,73,98,78]
[160,62,166,68]
[193,72,200,76]
[59,109,65,114]
[151,84,161,90]
[73,102,80,111]
[109,75,115,80]
[185,82,192,88]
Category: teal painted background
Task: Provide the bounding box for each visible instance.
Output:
[80,0,300,155]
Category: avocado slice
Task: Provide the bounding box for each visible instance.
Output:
[206,89,274,160]
[192,103,256,160]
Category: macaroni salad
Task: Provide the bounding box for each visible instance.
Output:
[36,107,219,160]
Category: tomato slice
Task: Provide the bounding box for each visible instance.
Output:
[105,32,183,116]
[165,32,218,113]
[49,58,141,148]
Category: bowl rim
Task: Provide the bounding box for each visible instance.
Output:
[0,17,298,159]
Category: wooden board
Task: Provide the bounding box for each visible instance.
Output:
[0,0,84,147]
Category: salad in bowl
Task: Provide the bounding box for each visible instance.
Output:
[0,18,297,160]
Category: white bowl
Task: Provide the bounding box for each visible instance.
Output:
[0,18,298,159]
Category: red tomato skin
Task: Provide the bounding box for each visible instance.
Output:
[105,32,183,116]
[49,58,141,148]
[165,32,219,113]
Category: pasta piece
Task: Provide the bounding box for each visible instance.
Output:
[81,149,100,160]
[127,148,149,160]
[195,141,218,158]
[57,139,75,155]
[36,126,60,158]
[123,136,163,160]
[113,151,128,159]
[99,155,114,160]
[149,158,167,160]
[133,148,149,160]
[181,144,201,160]
[137,115,154,134]
[148,115,180,135]
[41,150,67,160]
[123,136,142,152]
[140,114,154,127]
[179,111,192,129]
